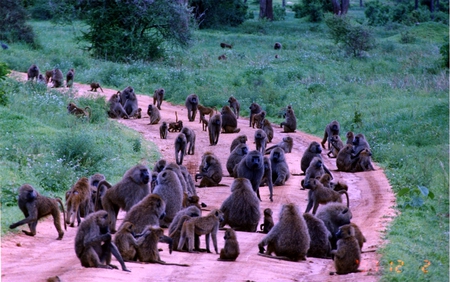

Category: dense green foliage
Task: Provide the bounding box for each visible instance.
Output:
[0,0,39,47]
[190,0,248,28]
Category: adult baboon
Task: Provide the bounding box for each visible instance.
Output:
[174,133,187,165]
[37,74,46,84]
[352,149,375,172]
[330,224,361,274]
[67,102,91,120]
[97,164,150,233]
[152,159,167,173]
[195,151,223,187]
[352,133,371,156]
[208,114,221,145]
[230,134,247,153]
[120,194,166,234]
[254,129,268,154]
[304,179,349,215]
[261,119,274,143]
[328,135,344,158]
[9,184,66,240]
[27,64,40,81]
[235,150,264,201]
[75,210,130,271]
[226,143,249,177]
[153,170,184,227]
[302,157,333,189]
[185,94,199,122]
[280,105,296,133]
[169,206,201,251]
[228,96,240,118]
[265,136,293,155]
[218,54,227,60]
[179,165,197,197]
[258,203,310,261]
[153,88,165,110]
[220,178,260,232]
[260,156,274,202]
[107,93,129,119]
[251,111,266,129]
[178,209,224,253]
[168,112,183,132]
[336,144,355,172]
[220,42,232,49]
[118,86,133,105]
[321,120,340,149]
[346,131,355,145]
[259,208,274,234]
[303,213,331,258]
[300,141,323,173]
[249,102,262,127]
[90,82,103,92]
[51,68,64,88]
[66,68,75,87]
[147,104,161,125]
[160,122,168,139]
[316,203,352,249]
[221,105,240,133]
[274,42,282,50]
[66,177,91,227]
[114,222,139,261]
[181,127,196,155]
[122,87,140,118]
[218,228,240,261]
[269,147,290,186]
[45,70,53,83]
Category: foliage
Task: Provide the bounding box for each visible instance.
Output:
[440,39,449,68]
[291,0,326,22]
[364,0,390,26]
[397,185,435,211]
[0,62,10,106]
[272,4,286,21]
[399,30,416,44]
[190,0,248,28]
[0,0,39,47]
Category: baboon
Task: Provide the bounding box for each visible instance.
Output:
[221,105,240,133]
[51,68,64,88]
[300,141,323,173]
[218,228,240,261]
[352,133,371,156]
[220,178,261,232]
[87,173,106,215]
[251,111,266,129]
[260,156,274,202]
[119,86,134,106]
[235,150,264,201]
[259,208,274,234]
[45,70,53,83]
[226,143,249,177]
[168,112,183,132]
[316,203,353,249]
[182,194,201,209]
[352,149,375,172]
[178,209,224,253]
[147,104,161,125]
[303,213,332,259]
[160,122,168,139]
[274,42,282,50]
[208,114,221,145]
[107,93,129,119]
[195,151,223,187]
[330,224,361,274]
[179,165,197,197]
[261,119,274,143]
[185,94,199,122]
[114,222,139,261]
[336,144,356,172]
[169,206,201,251]
[304,179,349,215]
[350,222,366,250]
[75,210,130,271]
[97,164,150,233]
[220,42,232,49]
[66,177,91,227]
[218,54,227,60]
[265,136,293,154]
[269,147,290,186]
[302,157,333,189]
[153,88,165,110]
[258,203,310,261]
[27,64,40,81]
[160,163,188,199]
[90,82,104,92]
[46,276,61,282]
[67,102,91,120]
[280,105,297,133]
[9,184,66,240]
[249,102,262,127]
[197,104,216,121]
[153,170,184,227]
[346,131,355,145]
[66,68,75,87]
[150,171,158,192]
[37,74,46,84]
[254,129,268,154]
[328,135,344,158]
[228,96,240,118]
[174,133,187,165]
[122,87,140,118]
[152,159,167,173]
[200,114,208,131]
[321,120,340,149]
[181,127,196,155]
[319,173,348,192]
[230,134,247,153]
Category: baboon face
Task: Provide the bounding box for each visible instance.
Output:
[20,185,37,202]
[283,136,293,143]
[224,229,236,240]
[264,208,272,216]
[246,151,262,169]
[309,142,322,154]
[343,144,354,154]
[336,224,355,239]
[360,149,372,157]
[310,157,323,169]
[270,148,284,162]
[95,211,109,230]
[353,134,365,146]
[215,210,225,222]
[132,167,150,185]
[221,106,232,115]
[249,103,259,112]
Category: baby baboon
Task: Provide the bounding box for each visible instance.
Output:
[181,127,196,155]
[67,102,91,120]
[182,194,201,209]
[153,170,184,227]
[75,210,130,271]
[280,105,297,133]
[265,136,293,155]
[230,134,247,153]
[228,96,240,118]
[220,42,232,49]
[302,157,333,189]
[90,82,103,92]
[97,164,150,233]
[352,149,375,172]
[260,156,274,202]
[336,144,356,172]
[66,177,91,227]
[218,54,227,60]
[251,111,266,129]
[321,120,340,149]
[200,114,208,131]
[160,122,168,139]
[274,42,282,50]
[153,88,165,110]
[197,104,215,121]
[174,133,187,165]
[135,226,173,263]
[221,105,240,133]
[258,203,310,261]
[346,131,355,145]
[218,228,240,261]
[316,203,352,249]
[147,104,161,125]
[37,74,46,84]
[328,135,344,158]
[185,94,199,122]
[27,64,40,81]
[51,68,64,88]
[9,184,66,240]
[303,213,332,258]
[259,208,274,234]
[122,87,140,118]
[178,209,224,253]
[249,102,262,127]
[168,111,183,132]
[226,143,249,177]
[66,68,75,87]
[208,114,222,145]
[220,178,261,232]
[269,147,290,186]
[45,70,53,83]
[235,150,264,201]
[300,141,323,173]
[107,93,129,119]
[169,206,201,251]
[114,222,139,261]
[262,119,274,143]
[304,179,349,215]
[319,173,348,192]
[352,133,371,156]
[330,224,361,274]
[195,151,223,187]
[254,129,268,154]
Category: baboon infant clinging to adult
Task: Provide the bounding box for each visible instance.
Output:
[218,228,240,261]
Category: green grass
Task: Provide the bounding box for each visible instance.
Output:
[0,4,448,281]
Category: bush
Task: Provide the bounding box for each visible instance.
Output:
[0,0,39,47]
[440,40,449,68]
[365,1,391,26]
[292,0,325,22]
[0,62,10,106]
[190,0,248,28]
[273,4,286,21]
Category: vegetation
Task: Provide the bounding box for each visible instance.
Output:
[0,1,448,281]
[0,0,39,47]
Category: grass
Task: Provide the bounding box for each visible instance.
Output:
[0,3,448,281]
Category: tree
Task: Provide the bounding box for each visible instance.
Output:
[189,0,247,28]
[0,0,38,47]
[260,0,273,20]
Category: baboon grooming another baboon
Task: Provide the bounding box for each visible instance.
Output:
[185,94,199,122]
[169,206,202,251]
[303,213,332,258]
[147,104,161,125]
[153,170,184,227]
[235,150,264,201]
[352,133,371,156]
[174,133,187,166]
[195,151,223,187]
[107,93,129,119]
[66,68,75,87]
[258,203,310,261]
[66,177,91,227]
[330,224,361,274]
[181,127,196,155]
[280,105,297,133]
[269,147,290,186]
[160,122,168,139]
[9,184,66,240]
[262,119,274,143]
[265,136,293,154]
[90,82,104,92]
[259,208,274,234]
[274,42,282,50]
[304,179,349,215]
[67,102,91,120]
[249,102,262,127]
[226,143,249,177]
[221,105,240,133]
[75,210,130,272]
[51,68,64,88]
[218,228,240,261]
[321,120,340,150]
[254,129,268,154]
[220,42,232,49]
[352,149,375,172]
[230,134,247,153]
[27,64,40,81]
[208,114,222,145]
[114,222,139,261]
[228,96,240,118]
[219,178,261,232]
[316,203,352,249]
[251,111,266,129]
[153,88,165,110]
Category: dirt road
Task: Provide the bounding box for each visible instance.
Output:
[1,73,396,281]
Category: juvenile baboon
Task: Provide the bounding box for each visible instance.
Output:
[352,133,371,156]
[226,143,249,177]
[147,104,161,125]
[235,150,264,201]
[169,206,201,251]
[302,157,333,189]
[107,93,129,119]
[303,213,331,258]
[249,102,262,127]
[168,112,183,132]
[319,173,348,192]
[228,96,240,118]
[220,178,261,232]
[254,129,268,154]
[66,68,75,87]
[153,88,165,110]
[220,42,232,49]
[153,170,184,227]
[51,68,64,88]
[200,114,208,131]
[122,87,140,118]
[185,94,199,122]
[9,184,66,240]
[260,156,274,202]
[316,203,352,249]
[251,111,266,129]
[304,179,349,215]
[114,222,139,261]
[160,122,168,139]
[352,149,375,172]
[269,147,290,186]
[90,82,104,92]
[218,228,240,261]
[27,64,40,81]
[174,133,187,165]
[182,194,201,209]
[97,164,150,233]
[75,210,130,272]
[265,136,293,154]
[280,105,297,133]
[230,134,247,153]
[321,120,340,149]
[259,208,274,234]
[218,54,227,60]
[336,144,355,172]
[178,209,224,253]
[274,42,282,50]
[45,70,53,83]
[300,141,323,173]
[37,74,46,84]
[87,173,106,215]
[66,177,91,227]
[208,114,222,145]
[195,151,223,187]
[197,104,216,121]
[258,203,310,261]
[330,224,361,274]
[328,135,344,158]
[67,102,91,120]
[181,127,196,155]
[221,105,240,133]
[350,222,366,250]
[261,119,274,143]
[346,131,355,145]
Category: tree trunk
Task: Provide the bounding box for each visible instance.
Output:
[341,0,349,14]
[331,0,341,14]
[415,0,418,10]
[259,0,273,20]
[359,0,363,7]
[430,0,434,19]
[282,0,286,7]
[259,0,266,19]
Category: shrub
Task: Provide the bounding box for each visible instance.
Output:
[364,1,391,26]
[0,0,39,47]
[273,4,286,21]
[190,0,248,28]
[440,40,449,68]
